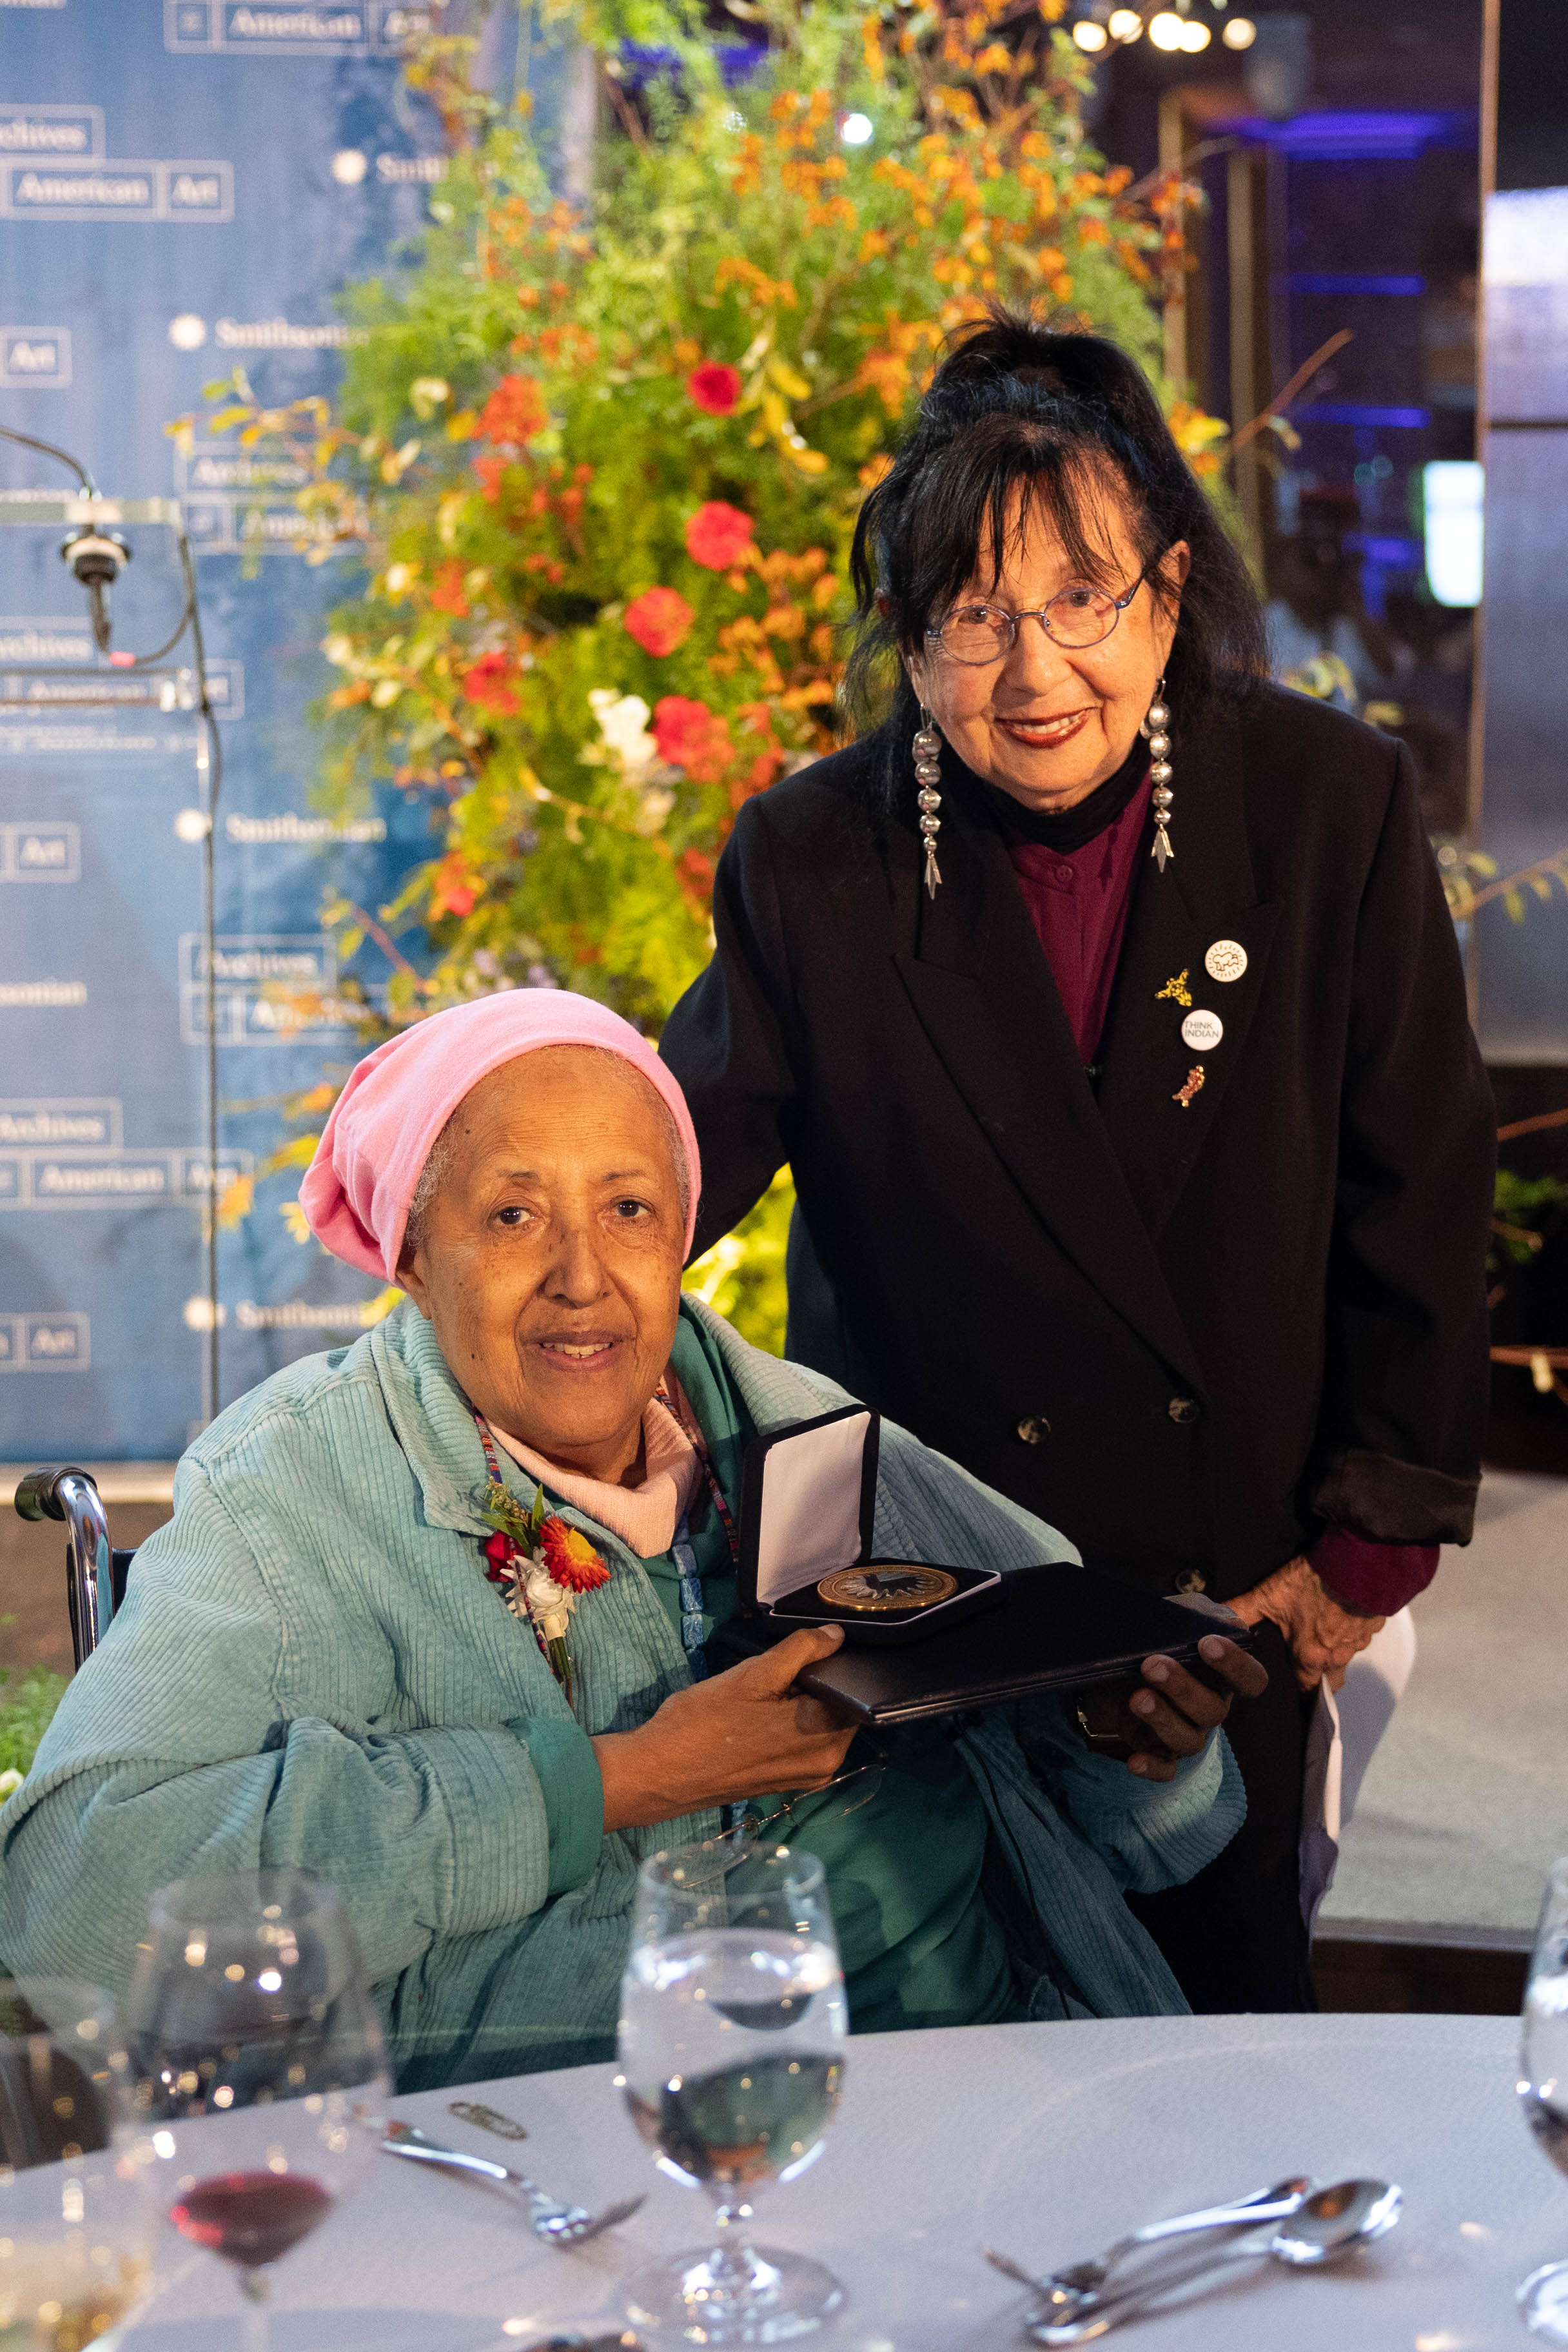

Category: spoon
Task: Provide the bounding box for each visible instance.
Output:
[983,2174,1315,2304]
[1025,2178,1402,2342]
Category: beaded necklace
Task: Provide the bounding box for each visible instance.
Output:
[652,1378,740,1683]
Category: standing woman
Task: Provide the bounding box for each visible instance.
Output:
[660,314,1495,2011]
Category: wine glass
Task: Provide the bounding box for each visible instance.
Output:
[120,1867,391,2351]
[0,1978,157,2349]
[618,1839,848,2344]
[1520,1856,1568,2338]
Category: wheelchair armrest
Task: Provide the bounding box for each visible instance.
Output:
[14,1467,97,1525]
[14,1468,115,1668]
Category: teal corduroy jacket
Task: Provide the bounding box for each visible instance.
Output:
[0,1301,1242,2081]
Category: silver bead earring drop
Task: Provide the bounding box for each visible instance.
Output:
[913,705,943,898]
[1143,679,1173,871]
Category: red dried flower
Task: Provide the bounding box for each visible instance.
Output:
[624,587,695,658]
[478,373,548,446]
[685,500,755,572]
[538,1518,611,1592]
[653,694,734,785]
[462,649,520,716]
[687,362,742,416]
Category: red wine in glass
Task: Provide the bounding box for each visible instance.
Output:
[123,1868,389,2351]
[170,2173,334,2269]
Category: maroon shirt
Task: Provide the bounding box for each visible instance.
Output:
[1003,778,1436,1619]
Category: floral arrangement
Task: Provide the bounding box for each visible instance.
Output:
[481,1475,610,1710]
[176,0,1220,1352]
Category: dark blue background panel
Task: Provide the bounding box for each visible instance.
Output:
[0,0,544,1456]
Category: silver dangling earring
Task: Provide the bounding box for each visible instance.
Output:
[1142,678,1173,871]
[913,705,943,898]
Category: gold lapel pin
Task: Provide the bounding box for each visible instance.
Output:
[1173,1064,1206,1110]
[1157,969,1193,1008]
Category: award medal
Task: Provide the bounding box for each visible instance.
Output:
[816,1565,958,1613]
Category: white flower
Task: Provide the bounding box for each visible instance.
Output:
[588,688,658,779]
[524,1560,577,1644]
[633,785,676,837]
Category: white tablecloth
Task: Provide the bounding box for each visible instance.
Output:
[123,2011,1559,2351]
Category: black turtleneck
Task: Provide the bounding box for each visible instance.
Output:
[977,730,1150,854]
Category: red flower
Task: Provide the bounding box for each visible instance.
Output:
[482,1529,515,1583]
[685,500,755,572]
[429,851,479,921]
[687,361,742,416]
[472,455,507,505]
[462,649,520,716]
[539,1518,611,1593]
[653,694,734,785]
[478,373,548,446]
[624,587,695,658]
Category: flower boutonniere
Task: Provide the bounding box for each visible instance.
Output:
[480,1479,610,1712]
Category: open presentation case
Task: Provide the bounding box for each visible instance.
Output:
[714,1406,1259,1727]
[733,1405,1003,1646]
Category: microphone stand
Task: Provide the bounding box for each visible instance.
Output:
[0,429,224,1428]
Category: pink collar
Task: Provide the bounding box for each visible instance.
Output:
[487,1377,704,1560]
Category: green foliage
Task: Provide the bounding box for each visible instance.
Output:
[173,0,1216,1351]
[683,1166,796,1353]
[0,1665,68,1781]
[1493,1168,1568,1268]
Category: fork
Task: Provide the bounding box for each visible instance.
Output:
[982,2174,1315,2306]
[381,2118,645,2246]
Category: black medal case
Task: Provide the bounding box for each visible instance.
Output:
[732,1404,1003,1647]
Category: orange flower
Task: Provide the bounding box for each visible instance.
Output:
[653,694,734,783]
[429,560,469,617]
[685,500,755,571]
[462,649,520,715]
[624,587,694,658]
[687,361,743,416]
[477,373,547,446]
[538,1518,611,1592]
[429,851,478,920]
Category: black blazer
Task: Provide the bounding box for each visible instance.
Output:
[660,683,1496,1603]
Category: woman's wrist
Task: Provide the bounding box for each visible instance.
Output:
[592,1727,666,1832]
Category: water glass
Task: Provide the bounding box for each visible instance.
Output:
[618,1839,848,2343]
[0,1978,157,2349]
[120,1867,391,2351]
[1520,1857,1568,2338]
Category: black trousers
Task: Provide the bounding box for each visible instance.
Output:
[1125,1622,1318,2014]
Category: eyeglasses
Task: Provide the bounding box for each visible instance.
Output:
[927,560,1156,664]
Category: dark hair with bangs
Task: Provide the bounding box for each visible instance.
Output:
[843,310,1267,813]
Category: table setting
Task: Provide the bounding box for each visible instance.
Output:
[3,1848,1568,2351]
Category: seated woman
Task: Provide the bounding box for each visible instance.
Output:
[0,992,1263,2084]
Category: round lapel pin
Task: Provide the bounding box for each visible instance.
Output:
[1181,1008,1223,1051]
[1204,939,1248,983]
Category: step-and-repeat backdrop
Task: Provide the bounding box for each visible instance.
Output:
[1,1,552,1460]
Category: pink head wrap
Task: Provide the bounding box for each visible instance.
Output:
[299,990,702,1279]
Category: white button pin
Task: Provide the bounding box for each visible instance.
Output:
[1204,939,1247,983]
[1181,1008,1224,1052]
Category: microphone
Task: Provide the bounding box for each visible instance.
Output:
[60,523,132,654]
